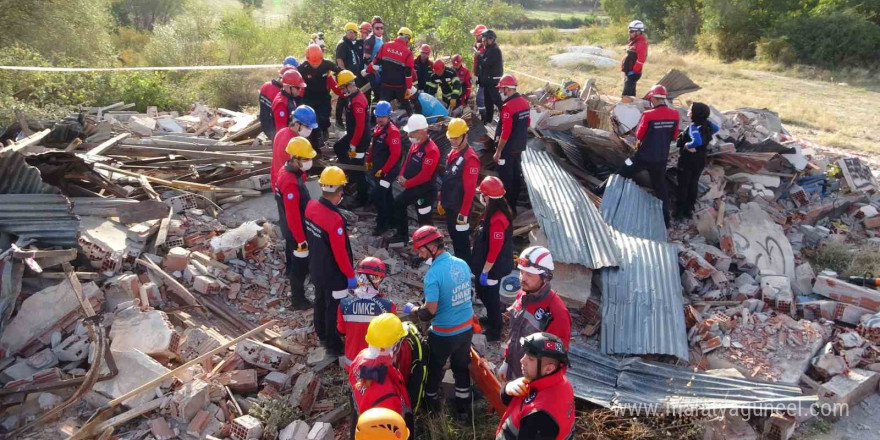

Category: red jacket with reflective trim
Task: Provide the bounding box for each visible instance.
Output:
[345,90,370,149]
[621,33,648,74]
[455,65,473,102]
[304,198,354,290]
[259,80,282,139]
[496,368,575,440]
[439,145,480,216]
[275,165,309,244]
[499,93,531,158]
[349,351,411,416]
[271,127,297,189]
[271,90,299,135]
[368,38,414,89]
[633,104,680,163]
[504,284,571,379]
[337,295,396,364]
[401,138,440,189]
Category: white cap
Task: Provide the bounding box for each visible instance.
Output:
[403,114,428,132]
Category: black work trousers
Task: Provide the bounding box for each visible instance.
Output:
[379,86,413,116]
[481,83,503,124]
[371,176,394,231]
[497,152,523,212]
[445,210,471,262]
[314,285,343,353]
[619,158,670,224]
[392,184,436,238]
[476,282,502,336]
[284,236,309,303]
[425,329,473,414]
[622,73,641,97]
[676,151,707,218]
[332,135,368,203]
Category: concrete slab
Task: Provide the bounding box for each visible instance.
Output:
[235,339,291,371]
[279,420,310,440]
[813,276,880,312]
[94,349,172,408]
[818,369,880,421]
[719,202,795,280]
[109,308,180,359]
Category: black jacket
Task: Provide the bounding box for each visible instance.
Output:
[478,43,503,84]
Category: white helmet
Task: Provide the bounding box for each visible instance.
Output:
[403,114,428,132]
[628,20,645,32]
[518,246,554,278]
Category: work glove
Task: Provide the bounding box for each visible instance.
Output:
[634,140,642,150]
[348,146,357,158]
[404,302,416,315]
[374,169,383,179]
[293,241,309,258]
[437,203,446,216]
[449,98,457,109]
[479,272,489,286]
[360,69,368,78]
[497,362,508,381]
[455,213,469,231]
[347,277,358,290]
[627,71,635,76]
[365,161,373,171]
[504,377,529,397]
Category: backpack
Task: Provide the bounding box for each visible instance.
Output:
[396,321,429,412]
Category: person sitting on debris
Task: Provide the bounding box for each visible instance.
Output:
[621,20,647,98]
[304,166,356,359]
[337,257,396,367]
[470,176,514,343]
[450,55,472,110]
[349,313,412,434]
[271,69,307,140]
[494,74,530,214]
[354,407,410,440]
[391,114,440,242]
[274,136,318,311]
[675,102,718,220]
[365,101,402,236]
[271,105,318,191]
[298,43,342,149]
[408,86,449,124]
[259,65,293,140]
[333,70,371,208]
[424,60,463,110]
[618,84,679,225]
[404,226,474,422]
[496,332,575,440]
[499,246,571,381]
[438,118,480,261]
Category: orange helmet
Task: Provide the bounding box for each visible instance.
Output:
[306,44,323,66]
[360,22,372,33]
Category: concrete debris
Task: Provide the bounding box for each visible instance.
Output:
[94,350,173,408]
[279,420,310,440]
[235,339,292,371]
[231,414,263,440]
[109,307,180,359]
[813,275,880,312]
[176,327,222,362]
[166,379,209,422]
[818,369,880,421]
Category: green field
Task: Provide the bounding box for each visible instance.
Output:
[524,8,601,21]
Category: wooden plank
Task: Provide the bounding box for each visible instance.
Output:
[137,257,202,308]
[64,138,83,152]
[94,397,166,432]
[0,129,51,154]
[12,249,77,260]
[86,133,130,158]
[138,175,161,201]
[62,263,96,318]
[116,200,169,224]
[110,145,270,161]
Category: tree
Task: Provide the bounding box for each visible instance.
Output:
[110,0,186,31]
[239,0,264,8]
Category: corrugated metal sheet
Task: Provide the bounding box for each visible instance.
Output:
[600,174,667,242]
[567,343,815,410]
[656,69,701,100]
[522,146,620,269]
[0,194,79,246]
[599,228,688,359]
[0,151,59,195]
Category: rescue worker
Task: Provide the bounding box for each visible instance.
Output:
[496,332,575,440]
[333,70,370,207]
[310,32,326,51]
[299,44,342,146]
[470,176,513,342]
[367,27,415,116]
[283,55,299,68]
[477,29,503,124]
[414,44,432,92]
[271,69,306,138]
[621,20,648,98]
[493,74,530,214]
[471,25,487,119]
[403,226,474,422]
[365,101,402,236]
[336,22,365,128]
[408,87,449,124]
[675,102,717,220]
[425,60,463,110]
[450,55,472,109]
[349,314,412,435]
[391,114,440,242]
[304,166,356,358]
[271,105,318,190]
[259,65,292,140]
[274,137,317,310]
[354,408,410,440]
[337,257,396,367]
[499,246,571,381]
[438,118,479,261]
[361,17,385,105]
[359,22,372,43]
[619,84,679,225]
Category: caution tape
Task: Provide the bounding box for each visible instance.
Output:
[0,64,281,72]
[505,69,562,86]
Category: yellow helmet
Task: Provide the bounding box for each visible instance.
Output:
[285,137,316,159]
[355,408,409,440]
[397,27,413,39]
[446,118,468,139]
[365,313,406,349]
[337,70,357,86]
[319,166,347,187]
[344,22,358,33]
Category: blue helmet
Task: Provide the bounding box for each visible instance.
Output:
[374,101,392,117]
[292,105,318,129]
[283,56,299,67]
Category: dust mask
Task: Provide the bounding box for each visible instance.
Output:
[300,127,312,138]
[409,137,419,145]
[301,160,313,171]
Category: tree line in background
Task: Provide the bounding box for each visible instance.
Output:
[602,0,880,69]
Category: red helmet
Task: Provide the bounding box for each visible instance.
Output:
[495,74,517,89]
[451,54,463,68]
[432,59,445,74]
[279,66,294,76]
[411,225,442,250]
[646,84,668,100]
[306,44,323,66]
[282,70,306,87]
[419,44,431,55]
[356,257,387,278]
[478,176,505,199]
[471,24,487,36]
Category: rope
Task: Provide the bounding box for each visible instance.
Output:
[505,68,562,87]
[0,64,280,72]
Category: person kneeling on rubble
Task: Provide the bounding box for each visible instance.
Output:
[337,257,396,367]
[675,101,718,220]
[496,332,575,440]
[407,86,449,124]
[349,313,413,437]
[499,246,571,381]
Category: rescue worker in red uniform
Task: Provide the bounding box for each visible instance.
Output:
[367,27,415,116]
[621,20,648,97]
[259,65,293,140]
[499,246,571,381]
[271,105,317,190]
[271,69,306,137]
[619,84,679,225]
[471,25,487,119]
[298,44,342,149]
[348,314,413,435]
[438,118,479,261]
[470,176,514,342]
[414,44,432,92]
[274,137,317,311]
[493,75,530,214]
[333,70,371,207]
[337,257,396,367]
[365,101,401,236]
[304,166,356,358]
[450,55,472,108]
[391,114,440,242]
[496,332,575,440]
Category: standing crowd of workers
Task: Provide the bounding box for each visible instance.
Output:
[260,17,717,440]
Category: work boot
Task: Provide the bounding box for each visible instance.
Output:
[290,296,313,311]
[454,410,470,423]
[484,329,501,343]
[424,395,442,413]
[372,226,389,236]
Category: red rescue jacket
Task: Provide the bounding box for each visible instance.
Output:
[496,368,575,440]
[349,351,411,416]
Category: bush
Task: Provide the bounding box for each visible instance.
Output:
[772,12,880,70]
[663,2,702,52]
[196,69,270,110]
[755,36,796,66]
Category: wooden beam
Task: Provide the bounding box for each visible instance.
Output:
[63,263,96,318]
[0,129,50,154]
[93,396,166,432]
[137,257,202,308]
[86,133,130,158]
